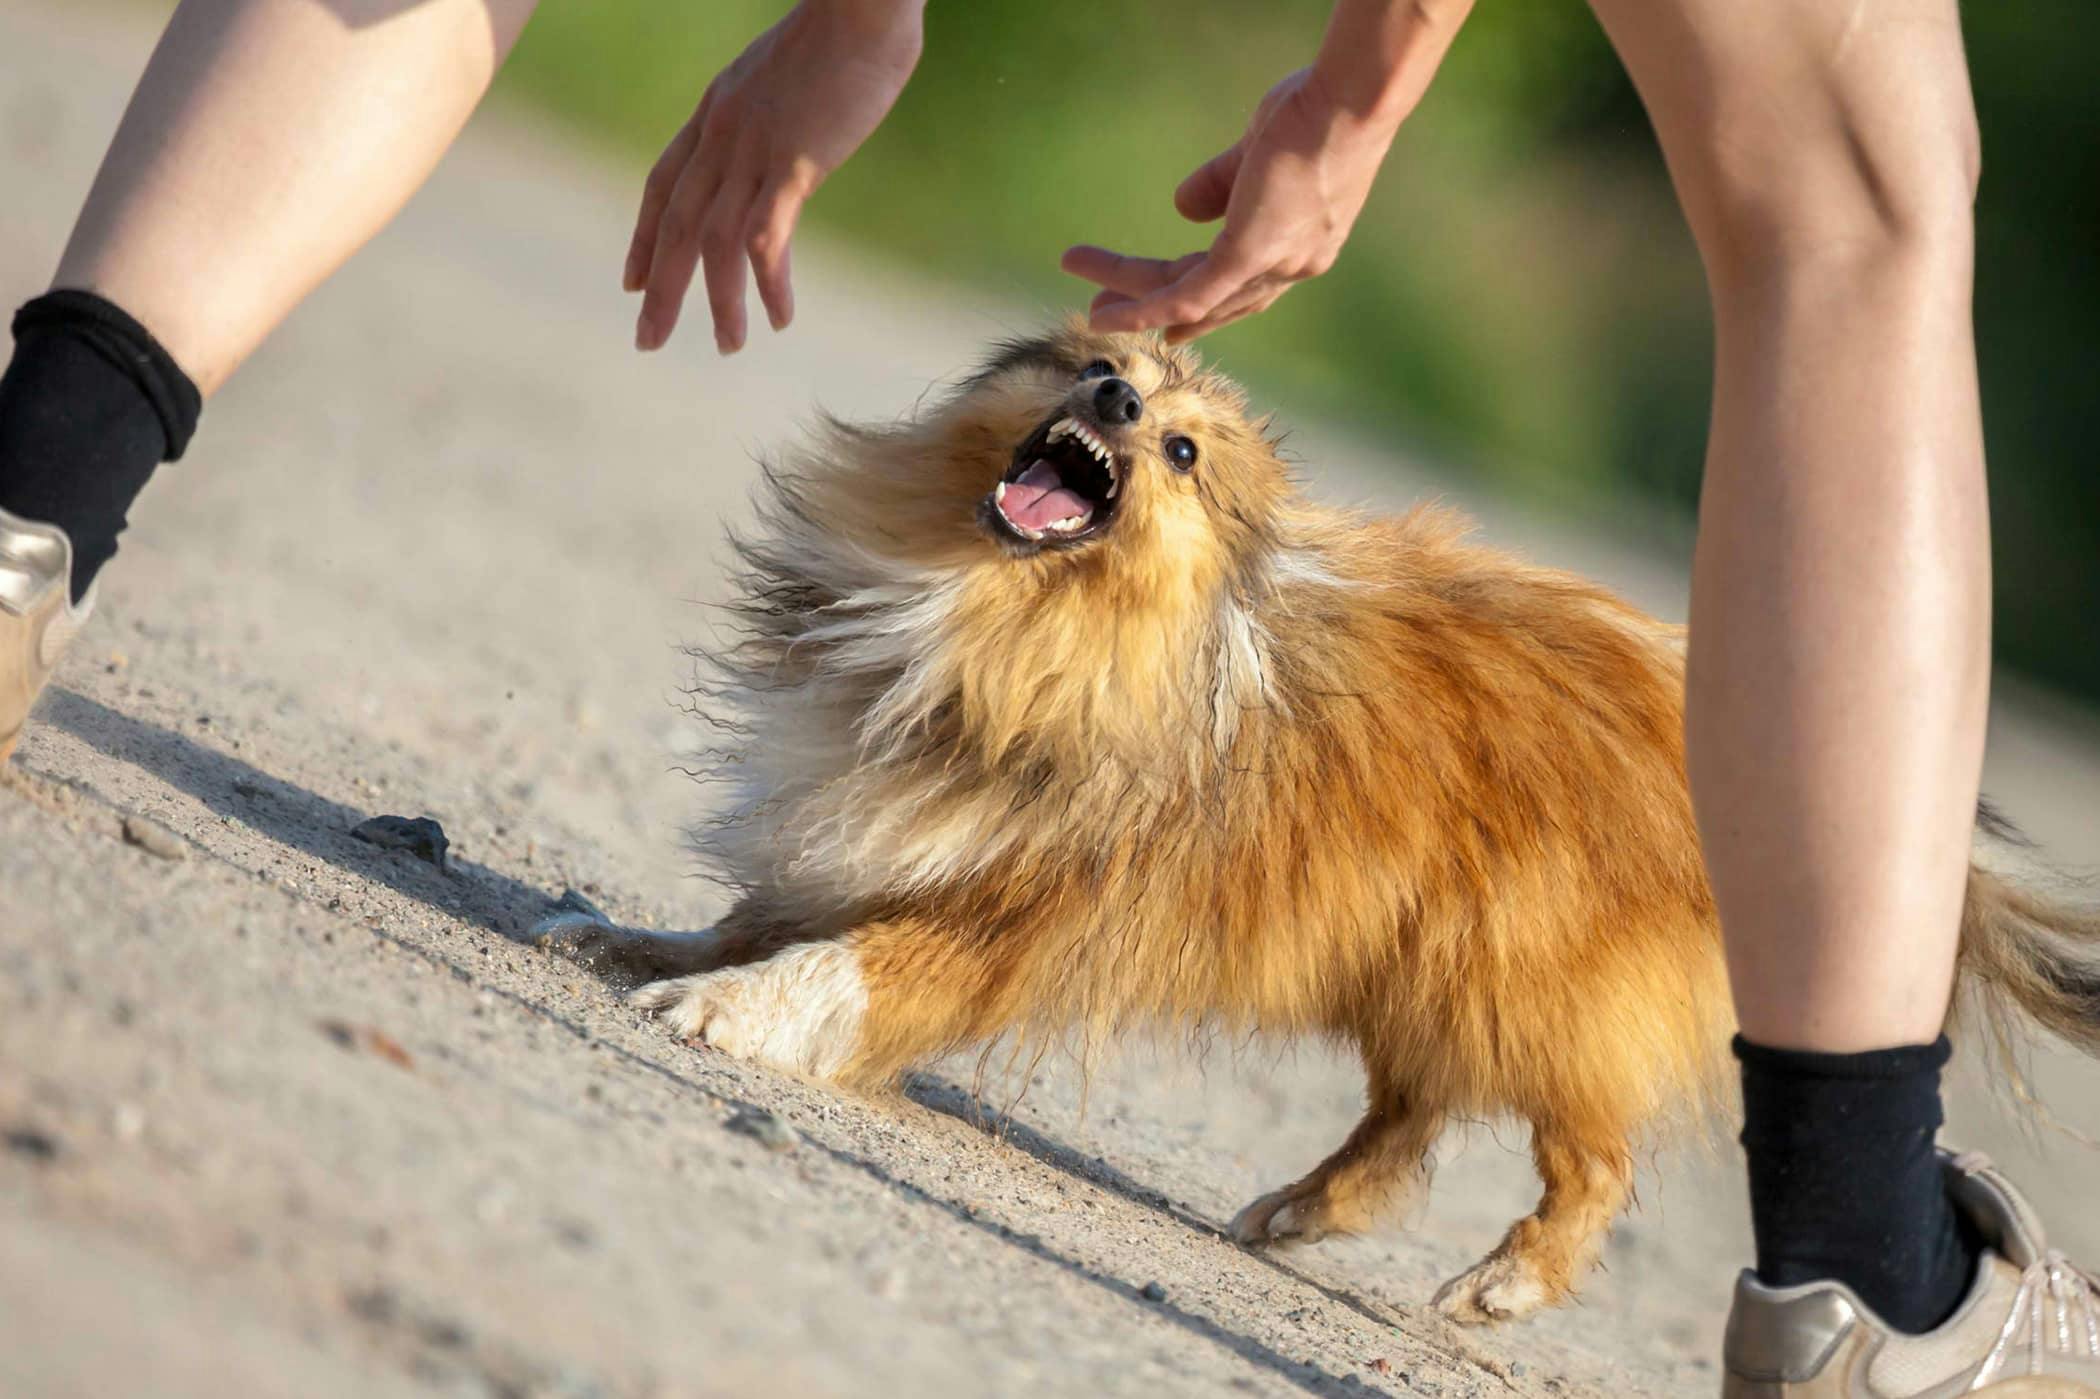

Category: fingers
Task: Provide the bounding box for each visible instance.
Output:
[700,155,762,353]
[626,104,706,294]
[1063,245,1246,336]
[1174,141,1245,223]
[1060,246,1206,299]
[1086,252,1249,335]
[744,169,810,333]
[632,113,809,352]
[637,108,776,355]
[1162,286,1284,344]
[634,143,724,351]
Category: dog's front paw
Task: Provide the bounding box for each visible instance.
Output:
[1229,1187,1332,1247]
[1431,1249,1556,1326]
[631,941,866,1079]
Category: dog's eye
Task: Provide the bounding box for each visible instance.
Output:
[1165,436,1198,471]
[1079,359,1115,381]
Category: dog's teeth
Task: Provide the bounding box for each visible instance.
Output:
[1048,514,1087,533]
[1047,418,1074,442]
[1106,473,1119,499]
[995,481,1008,502]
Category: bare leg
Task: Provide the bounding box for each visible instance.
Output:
[1230,1083,1441,1246]
[54,0,540,394]
[1587,0,1987,1051]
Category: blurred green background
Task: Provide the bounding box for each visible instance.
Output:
[496,2,2097,704]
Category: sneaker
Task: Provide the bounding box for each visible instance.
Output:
[0,506,92,763]
[1722,1151,2100,1396]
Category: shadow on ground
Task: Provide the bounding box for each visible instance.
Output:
[34,685,1426,1398]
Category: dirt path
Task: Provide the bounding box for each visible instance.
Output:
[4,4,2096,1396]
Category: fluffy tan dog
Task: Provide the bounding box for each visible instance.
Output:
[542,324,2100,1323]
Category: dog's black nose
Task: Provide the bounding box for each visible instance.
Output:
[1093,376,1143,425]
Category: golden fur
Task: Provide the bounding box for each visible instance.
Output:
[577,325,2100,1323]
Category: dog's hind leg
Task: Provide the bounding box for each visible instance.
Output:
[1432,1115,1632,1325]
[1231,1082,1442,1247]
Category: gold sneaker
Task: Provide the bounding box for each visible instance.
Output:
[0,506,92,763]
[1722,1151,2100,1396]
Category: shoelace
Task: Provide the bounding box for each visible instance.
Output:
[1976,1249,2100,1385]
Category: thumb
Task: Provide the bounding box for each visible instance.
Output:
[1174,141,1245,223]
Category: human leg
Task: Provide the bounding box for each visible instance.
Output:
[1587,0,1991,1338]
[53,0,542,395]
[1,0,540,751]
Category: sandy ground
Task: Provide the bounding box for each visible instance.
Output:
[3,3,2096,1395]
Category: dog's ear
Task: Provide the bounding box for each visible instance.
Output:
[964,331,1068,390]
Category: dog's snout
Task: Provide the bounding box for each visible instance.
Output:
[1093,377,1143,425]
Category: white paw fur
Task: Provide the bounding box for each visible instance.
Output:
[1432,1250,1553,1325]
[631,941,867,1079]
[1229,1189,1327,1246]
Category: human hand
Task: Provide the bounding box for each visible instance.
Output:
[625,0,924,353]
[1063,66,1410,345]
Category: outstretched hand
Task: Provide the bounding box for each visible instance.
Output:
[1063,69,1403,345]
[626,0,923,354]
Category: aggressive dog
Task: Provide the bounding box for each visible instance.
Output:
[538,323,2100,1323]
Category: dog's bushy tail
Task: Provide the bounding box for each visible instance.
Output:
[1958,810,2100,1060]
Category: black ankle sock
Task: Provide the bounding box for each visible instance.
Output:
[0,290,201,603]
[1737,1034,1983,1334]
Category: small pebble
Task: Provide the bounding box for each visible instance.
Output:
[346,1285,399,1324]
[415,1315,470,1350]
[121,814,186,861]
[1140,1281,1167,1303]
[317,1018,416,1070]
[232,778,265,799]
[351,814,449,871]
[723,1106,798,1153]
[3,1127,60,1162]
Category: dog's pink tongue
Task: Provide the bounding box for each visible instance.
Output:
[999,459,1091,531]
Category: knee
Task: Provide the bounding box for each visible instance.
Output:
[1672,76,1980,288]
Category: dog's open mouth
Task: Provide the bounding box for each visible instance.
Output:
[987,415,1121,546]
